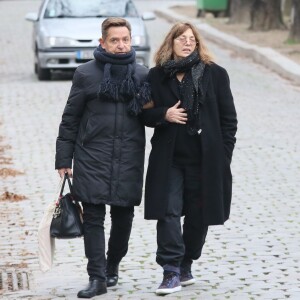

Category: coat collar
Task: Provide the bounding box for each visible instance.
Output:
[199,64,211,104]
[161,71,180,99]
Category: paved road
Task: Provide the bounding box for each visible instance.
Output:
[0,1,299,299]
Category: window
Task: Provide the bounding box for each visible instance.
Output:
[44,0,129,18]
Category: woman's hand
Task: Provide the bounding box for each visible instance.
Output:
[165,101,187,124]
[58,168,73,178]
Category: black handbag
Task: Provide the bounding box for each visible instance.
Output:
[50,173,83,239]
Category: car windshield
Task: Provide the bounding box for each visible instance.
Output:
[44,0,138,18]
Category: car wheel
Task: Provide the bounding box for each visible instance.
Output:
[37,65,51,80]
[34,52,38,74]
[35,50,51,80]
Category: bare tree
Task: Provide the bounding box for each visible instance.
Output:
[249,0,286,31]
[228,0,253,24]
[289,0,300,42]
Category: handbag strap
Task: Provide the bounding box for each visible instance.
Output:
[59,173,74,198]
[57,173,82,207]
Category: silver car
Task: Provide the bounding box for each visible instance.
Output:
[25,0,155,80]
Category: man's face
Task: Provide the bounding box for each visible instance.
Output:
[100,26,131,54]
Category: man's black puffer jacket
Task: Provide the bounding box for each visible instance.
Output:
[55,60,148,207]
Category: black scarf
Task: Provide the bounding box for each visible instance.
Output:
[93,45,151,115]
[162,51,206,135]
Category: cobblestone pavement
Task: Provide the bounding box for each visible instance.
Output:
[0,1,300,299]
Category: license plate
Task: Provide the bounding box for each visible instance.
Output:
[76,50,94,60]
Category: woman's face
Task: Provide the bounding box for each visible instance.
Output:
[173,28,197,60]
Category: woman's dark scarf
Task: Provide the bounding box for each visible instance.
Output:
[93,45,151,115]
[162,50,206,135]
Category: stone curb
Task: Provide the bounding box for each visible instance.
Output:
[155,8,300,85]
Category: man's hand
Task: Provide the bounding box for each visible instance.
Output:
[143,100,154,109]
[165,101,187,124]
[58,168,73,178]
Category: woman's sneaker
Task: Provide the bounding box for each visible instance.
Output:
[180,269,196,286]
[156,272,181,295]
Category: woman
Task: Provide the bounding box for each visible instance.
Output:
[142,22,237,295]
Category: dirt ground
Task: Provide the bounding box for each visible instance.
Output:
[171,5,300,65]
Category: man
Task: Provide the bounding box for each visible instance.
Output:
[55,17,150,298]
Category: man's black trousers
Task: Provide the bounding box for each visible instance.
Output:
[82,203,134,281]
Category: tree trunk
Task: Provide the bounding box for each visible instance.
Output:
[282,0,292,16]
[228,0,253,24]
[249,0,286,31]
[289,0,300,42]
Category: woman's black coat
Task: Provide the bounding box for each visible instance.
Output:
[55,60,148,207]
[142,63,237,225]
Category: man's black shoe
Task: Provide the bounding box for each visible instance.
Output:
[106,263,119,287]
[77,279,107,298]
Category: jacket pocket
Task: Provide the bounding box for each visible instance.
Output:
[81,117,90,146]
